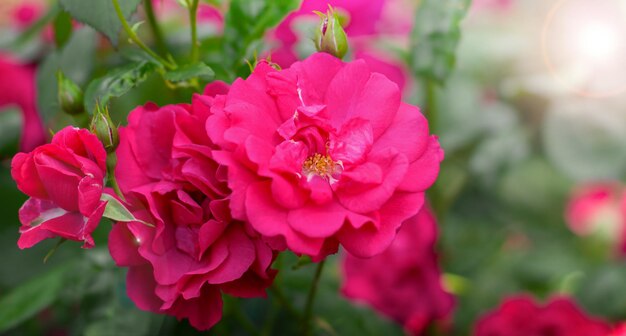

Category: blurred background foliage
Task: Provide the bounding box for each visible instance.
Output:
[2,0,626,335]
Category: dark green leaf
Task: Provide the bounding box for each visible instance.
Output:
[0,265,70,333]
[53,11,73,48]
[222,0,301,75]
[163,62,215,82]
[84,61,159,113]
[36,28,97,126]
[409,0,472,85]
[59,0,142,45]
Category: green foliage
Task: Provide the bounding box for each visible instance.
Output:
[59,0,142,45]
[36,28,97,127]
[0,264,72,333]
[53,11,73,48]
[84,61,159,113]
[409,0,472,85]
[222,0,302,75]
[163,62,215,83]
[101,194,153,227]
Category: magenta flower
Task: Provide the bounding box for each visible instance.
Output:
[565,182,623,237]
[207,53,442,260]
[0,54,46,152]
[109,83,276,331]
[11,127,108,249]
[474,295,611,336]
[341,207,454,335]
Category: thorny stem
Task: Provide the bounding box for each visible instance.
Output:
[302,259,326,336]
[111,0,176,70]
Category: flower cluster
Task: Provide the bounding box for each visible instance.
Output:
[11,52,442,330]
[341,207,455,335]
[473,295,612,336]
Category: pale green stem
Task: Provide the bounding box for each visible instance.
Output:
[188,0,200,63]
[111,0,176,70]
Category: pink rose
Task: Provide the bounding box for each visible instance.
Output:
[473,295,611,336]
[341,207,454,335]
[565,182,626,254]
[0,54,46,152]
[109,83,276,331]
[207,53,442,260]
[11,126,108,249]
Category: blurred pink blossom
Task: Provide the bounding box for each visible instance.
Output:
[341,207,454,335]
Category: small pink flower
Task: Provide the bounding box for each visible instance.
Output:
[341,207,454,335]
[565,183,624,246]
[11,126,108,249]
[474,295,611,336]
[110,83,276,331]
[0,54,46,152]
[208,53,442,260]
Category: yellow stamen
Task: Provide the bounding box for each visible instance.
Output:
[302,153,340,180]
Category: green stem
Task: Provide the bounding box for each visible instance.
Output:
[106,153,124,199]
[111,0,175,70]
[188,0,200,63]
[302,260,326,336]
[143,0,168,57]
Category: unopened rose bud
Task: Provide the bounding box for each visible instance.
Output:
[90,104,119,153]
[57,71,84,115]
[314,6,348,59]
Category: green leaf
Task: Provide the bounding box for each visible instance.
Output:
[163,62,215,83]
[0,265,69,333]
[53,11,73,48]
[409,0,472,85]
[101,193,154,227]
[223,0,302,74]
[36,28,97,126]
[59,0,142,45]
[84,61,159,113]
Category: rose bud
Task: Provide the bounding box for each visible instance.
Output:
[11,126,108,249]
[314,5,348,59]
[90,103,119,153]
[56,71,84,115]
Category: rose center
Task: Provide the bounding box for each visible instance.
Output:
[302,153,342,182]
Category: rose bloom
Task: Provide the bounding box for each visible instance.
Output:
[473,295,611,336]
[341,207,454,335]
[565,182,626,254]
[207,52,442,260]
[109,83,276,331]
[0,54,46,152]
[11,126,108,249]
